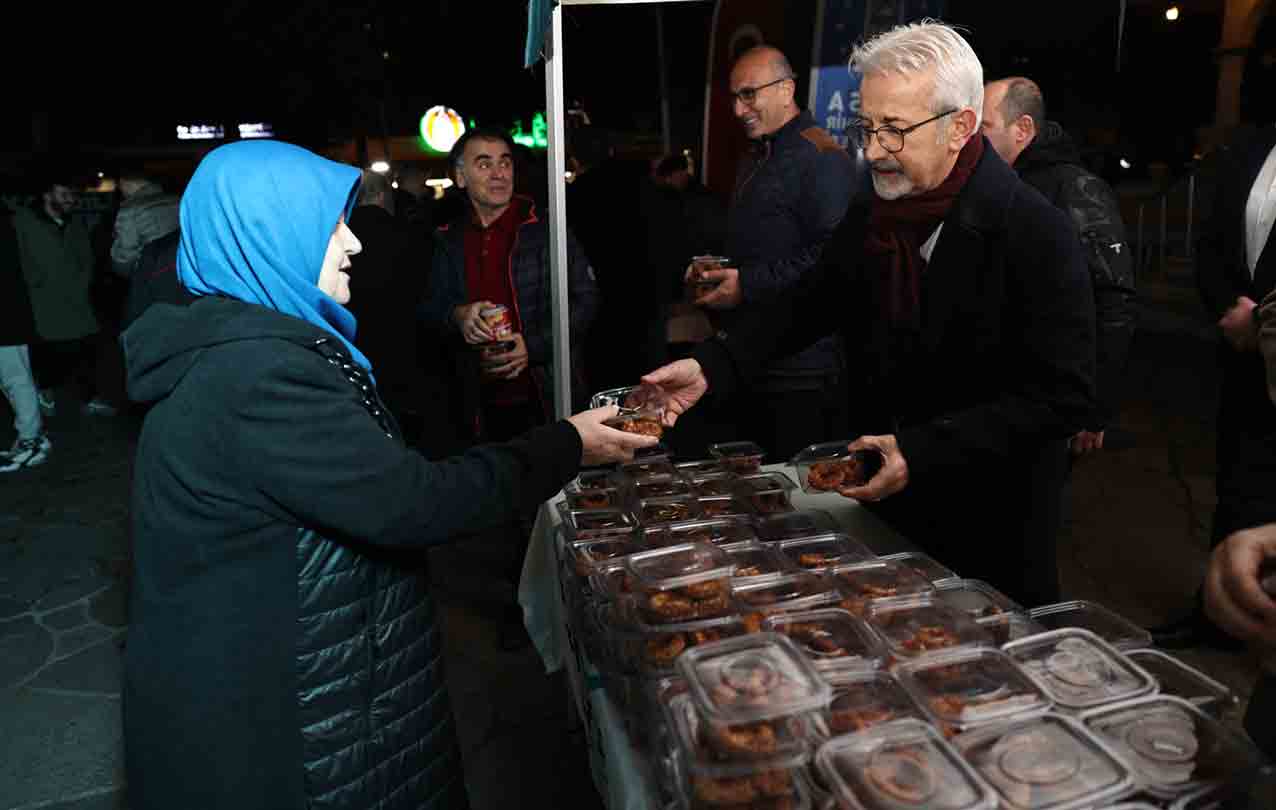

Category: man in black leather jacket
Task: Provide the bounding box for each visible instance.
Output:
[983,77,1136,455]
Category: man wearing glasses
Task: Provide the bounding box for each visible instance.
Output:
[688,45,859,459]
[646,22,1095,607]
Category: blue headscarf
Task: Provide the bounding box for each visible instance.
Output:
[176,140,371,371]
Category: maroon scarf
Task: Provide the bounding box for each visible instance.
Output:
[865,134,984,328]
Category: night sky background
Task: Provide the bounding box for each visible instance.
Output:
[7,1,1276,181]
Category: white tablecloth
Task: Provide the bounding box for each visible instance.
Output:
[518,464,914,809]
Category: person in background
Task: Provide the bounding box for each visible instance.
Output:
[110,167,180,278]
[0,203,49,471]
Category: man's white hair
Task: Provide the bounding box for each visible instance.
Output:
[851,20,984,141]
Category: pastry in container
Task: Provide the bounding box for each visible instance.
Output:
[1123,649,1238,719]
[637,495,704,527]
[776,533,875,572]
[690,472,738,497]
[593,383,667,438]
[977,612,1047,647]
[555,503,636,542]
[934,578,1024,620]
[828,560,936,617]
[808,669,932,740]
[1004,628,1157,713]
[734,472,799,514]
[627,541,737,624]
[814,717,996,810]
[665,689,813,765]
[721,541,794,583]
[709,441,767,474]
[630,474,695,501]
[643,517,758,550]
[731,572,843,628]
[616,611,757,677]
[1027,600,1153,651]
[675,632,832,726]
[621,457,679,479]
[677,458,726,477]
[878,550,960,584]
[1079,695,1264,805]
[763,608,886,671]
[698,494,754,519]
[791,440,883,494]
[565,534,639,578]
[755,509,840,542]
[952,713,1135,810]
[895,647,1052,734]
[866,596,995,661]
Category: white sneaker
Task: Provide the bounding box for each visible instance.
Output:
[0,435,51,472]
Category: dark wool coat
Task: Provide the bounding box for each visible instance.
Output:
[121,296,580,810]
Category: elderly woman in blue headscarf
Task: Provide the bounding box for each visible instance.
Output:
[120,141,653,810]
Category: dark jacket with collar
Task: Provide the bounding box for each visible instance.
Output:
[1016,122,1136,430]
[121,295,580,810]
[722,110,860,380]
[421,196,598,434]
[0,206,37,346]
[1195,126,1276,536]
[695,139,1095,606]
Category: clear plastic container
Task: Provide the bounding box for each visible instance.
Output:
[763,608,886,671]
[632,440,672,462]
[637,495,704,527]
[896,647,1053,732]
[791,440,884,494]
[627,541,737,624]
[665,690,812,766]
[1079,695,1264,803]
[815,717,996,810]
[601,411,665,439]
[878,550,960,584]
[689,472,737,498]
[565,534,638,577]
[828,561,936,617]
[777,533,876,571]
[746,489,797,516]
[564,485,622,511]
[979,612,1048,647]
[934,578,1024,620]
[676,632,832,725]
[556,502,636,541]
[574,468,615,490]
[809,669,933,739]
[620,457,678,479]
[1004,628,1157,712]
[952,713,1135,810]
[643,517,758,550]
[1124,649,1237,719]
[676,458,725,477]
[755,509,841,542]
[588,560,637,601]
[866,596,995,661]
[614,612,755,676]
[630,474,695,501]
[720,541,793,582]
[591,382,669,415]
[680,761,813,810]
[734,471,799,494]
[731,572,843,619]
[709,441,767,474]
[1028,601,1153,651]
[697,495,754,520]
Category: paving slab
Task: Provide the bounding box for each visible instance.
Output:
[0,618,54,690]
[0,690,123,808]
[29,638,123,696]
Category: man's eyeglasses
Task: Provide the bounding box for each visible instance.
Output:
[729,75,794,106]
[848,109,957,154]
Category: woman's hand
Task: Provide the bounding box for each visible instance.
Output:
[567,405,659,466]
[641,359,708,427]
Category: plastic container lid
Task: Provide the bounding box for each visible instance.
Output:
[1028,600,1153,651]
[620,458,678,478]
[681,761,813,810]
[896,647,1053,731]
[879,551,961,583]
[689,472,737,497]
[810,669,932,739]
[665,692,812,769]
[676,458,726,476]
[696,495,754,519]
[1079,695,1264,802]
[556,502,636,541]
[574,468,616,489]
[566,535,638,577]
[627,542,736,624]
[815,717,996,810]
[564,486,622,511]
[756,509,841,542]
[763,608,886,671]
[934,579,1025,620]
[732,572,843,616]
[720,541,793,582]
[630,474,694,501]
[791,440,883,494]
[643,517,758,550]
[777,533,876,571]
[616,612,755,676]
[677,632,832,725]
[1005,628,1157,712]
[1124,649,1237,718]
[866,596,995,660]
[735,471,799,493]
[636,495,704,526]
[631,440,672,462]
[590,383,668,416]
[709,441,767,473]
[978,612,1048,647]
[953,713,1134,810]
[829,561,937,617]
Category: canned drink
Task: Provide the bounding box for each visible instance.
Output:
[688,255,729,296]
[480,305,513,339]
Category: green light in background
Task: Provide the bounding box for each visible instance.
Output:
[511,112,549,150]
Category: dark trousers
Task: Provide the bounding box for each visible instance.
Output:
[739,373,850,462]
[31,335,104,403]
[480,397,547,596]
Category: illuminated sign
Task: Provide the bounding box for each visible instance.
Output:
[511,112,548,150]
[176,124,225,141]
[238,123,274,139]
[420,106,466,153]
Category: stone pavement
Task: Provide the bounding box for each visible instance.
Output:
[0,270,1267,809]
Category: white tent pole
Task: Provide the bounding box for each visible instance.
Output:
[545,2,573,420]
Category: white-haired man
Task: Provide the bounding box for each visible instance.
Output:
[644,21,1096,606]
